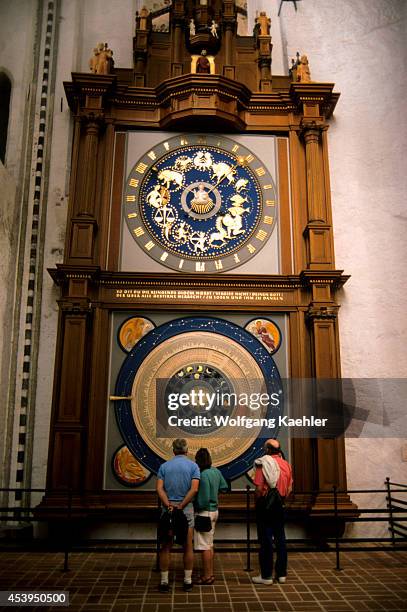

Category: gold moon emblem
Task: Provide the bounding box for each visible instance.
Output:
[113,446,150,485]
[130,331,268,467]
[119,317,155,352]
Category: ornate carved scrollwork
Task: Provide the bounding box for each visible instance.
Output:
[306,304,338,321]
[59,299,94,316]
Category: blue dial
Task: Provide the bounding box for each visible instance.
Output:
[123,134,277,273]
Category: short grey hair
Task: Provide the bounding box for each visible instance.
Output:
[173,438,188,455]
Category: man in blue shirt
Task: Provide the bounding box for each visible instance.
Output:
[156,438,200,592]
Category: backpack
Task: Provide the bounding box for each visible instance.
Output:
[273,456,293,498]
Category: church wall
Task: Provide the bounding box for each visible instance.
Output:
[0,0,405,539]
[0,0,40,493]
[264,0,407,535]
[30,0,134,501]
[0,162,17,489]
[30,0,78,500]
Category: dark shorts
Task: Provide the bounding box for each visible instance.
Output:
[165,501,194,528]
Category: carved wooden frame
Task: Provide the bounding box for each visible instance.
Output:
[43,71,356,520]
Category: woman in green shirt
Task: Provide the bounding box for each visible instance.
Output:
[194,448,229,585]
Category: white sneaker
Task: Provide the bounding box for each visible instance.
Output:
[252,575,273,585]
[277,576,286,584]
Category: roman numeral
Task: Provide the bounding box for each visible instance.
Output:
[135,162,148,174]
[126,195,136,202]
[247,244,256,254]
[245,154,254,163]
[145,241,155,251]
[264,216,274,224]
[256,229,268,241]
[266,200,275,206]
[160,252,169,262]
[129,178,139,188]
[196,262,205,272]
[214,260,223,270]
[147,150,157,160]
[133,227,144,237]
[255,167,266,177]
[127,213,137,218]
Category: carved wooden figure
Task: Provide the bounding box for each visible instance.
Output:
[96,43,114,75]
[297,54,312,82]
[210,20,219,38]
[89,47,100,73]
[258,11,271,36]
[196,49,211,73]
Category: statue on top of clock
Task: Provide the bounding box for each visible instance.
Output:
[196,49,211,74]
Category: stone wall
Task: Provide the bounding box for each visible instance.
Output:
[257,0,407,535]
[0,0,406,534]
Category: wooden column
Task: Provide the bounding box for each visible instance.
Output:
[65,75,115,266]
[46,286,94,491]
[79,118,100,217]
[134,16,150,85]
[301,121,334,269]
[223,1,235,80]
[303,125,325,223]
[84,307,110,491]
[67,114,101,265]
[171,1,184,77]
[257,36,272,92]
[302,272,356,516]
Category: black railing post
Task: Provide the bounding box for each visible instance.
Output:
[385,477,395,547]
[63,487,72,572]
[244,485,252,572]
[155,497,160,572]
[333,485,341,571]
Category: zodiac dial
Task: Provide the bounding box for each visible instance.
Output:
[123,134,278,273]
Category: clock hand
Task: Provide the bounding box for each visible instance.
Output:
[183,184,198,195]
[206,164,238,196]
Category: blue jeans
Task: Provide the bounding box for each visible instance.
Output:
[256,501,287,579]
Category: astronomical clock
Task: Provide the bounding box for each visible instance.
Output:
[45,0,357,525]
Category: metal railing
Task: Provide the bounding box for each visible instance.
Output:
[0,478,406,573]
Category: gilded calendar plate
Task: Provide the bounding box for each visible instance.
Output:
[114,317,283,480]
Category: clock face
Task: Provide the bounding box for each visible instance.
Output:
[123,134,277,273]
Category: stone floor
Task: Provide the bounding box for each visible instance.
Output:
[0,549,406,611]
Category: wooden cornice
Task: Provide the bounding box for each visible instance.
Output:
[48,265,349,292]
[300,270,350,290]
[64,72,340,128]
[290,82,340,119]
